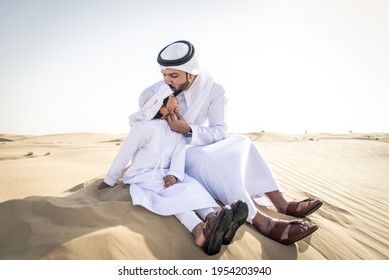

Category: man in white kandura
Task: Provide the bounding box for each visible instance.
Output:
[138,40,323,245]
[97,87,248,255]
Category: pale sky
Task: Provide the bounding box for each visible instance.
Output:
[1,0,388,135]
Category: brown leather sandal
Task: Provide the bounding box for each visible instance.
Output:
[262,220,319,245]
[203,205,233,255]
[285,198,323,218]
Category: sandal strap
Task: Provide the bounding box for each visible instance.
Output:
[286,198,314,214]
[267,220,289,240]
[267,220,304,241]
[203,206,228,238]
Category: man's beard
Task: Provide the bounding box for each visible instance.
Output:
[169,80,190,96]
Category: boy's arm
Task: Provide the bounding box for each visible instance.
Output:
[98,123,146,189]
[167,137,186,182]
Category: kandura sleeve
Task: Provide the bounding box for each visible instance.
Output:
[190,84,227,146]
[104,123,146,186]
[168,137,186,181]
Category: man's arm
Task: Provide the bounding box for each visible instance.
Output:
[167,85,227,145]
[190,87,227,145]
[167,108,191,135]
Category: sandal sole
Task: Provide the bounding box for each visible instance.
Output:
[292,199,323,218]
[204,207,233,255]
[222,200,248,244]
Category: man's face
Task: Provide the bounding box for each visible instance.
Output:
[161,68,190,95]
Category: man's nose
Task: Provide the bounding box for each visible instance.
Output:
[164,76,172,85]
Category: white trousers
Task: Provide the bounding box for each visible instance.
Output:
[175,208,214,232]
[185,135,282,222]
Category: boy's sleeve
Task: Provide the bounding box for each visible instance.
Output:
[104,123,146,186]
[168,137,186,181]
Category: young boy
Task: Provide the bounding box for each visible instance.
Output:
[97,85,248,255]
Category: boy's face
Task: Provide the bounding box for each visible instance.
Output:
[159,94,179,119]
[165,94,179,111]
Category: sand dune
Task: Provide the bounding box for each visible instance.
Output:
[0,132,388,259]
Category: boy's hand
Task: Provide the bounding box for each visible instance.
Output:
[97,181,113,190]
[164,175,177,188]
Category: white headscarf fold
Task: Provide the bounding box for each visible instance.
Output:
[129,83,172,126]
[181,67,214,123]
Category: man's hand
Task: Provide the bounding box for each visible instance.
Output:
[167,108,191,134]
[164,175,177,188]
[97,181,113,190]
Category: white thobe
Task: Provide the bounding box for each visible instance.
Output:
[140,68,282,222]
[104,119,219,218]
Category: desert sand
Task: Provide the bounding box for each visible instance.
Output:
[0,132,388,260]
